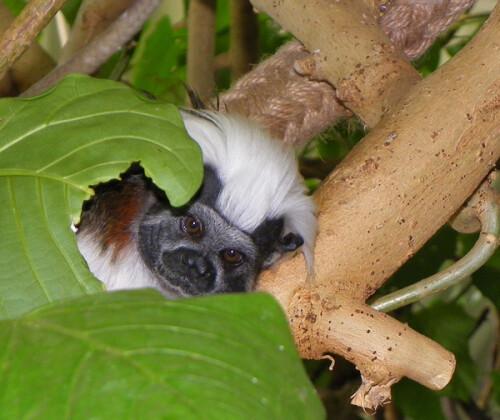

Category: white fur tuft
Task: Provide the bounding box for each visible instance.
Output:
[181,111,317,270]
[76,232,157,291]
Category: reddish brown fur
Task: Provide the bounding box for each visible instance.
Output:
[80,178,150,257]
[103,183,147,253]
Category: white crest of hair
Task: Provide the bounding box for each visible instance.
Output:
[180,110,317,270]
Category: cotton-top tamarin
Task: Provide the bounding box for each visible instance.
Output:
[76,110,316,298]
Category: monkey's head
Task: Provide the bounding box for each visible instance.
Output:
[136,167,303,296]
[76,111,316,298]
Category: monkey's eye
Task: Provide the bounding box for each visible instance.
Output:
[181,216,203,236]
[221,249,244,267]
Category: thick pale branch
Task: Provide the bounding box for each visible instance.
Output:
[255,0,500,409]
[250,0,422,127]
[288,287,455,389]
[222,1,475,145]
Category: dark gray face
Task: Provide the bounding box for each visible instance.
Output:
[138,201,269,297]
[136,165,304,298]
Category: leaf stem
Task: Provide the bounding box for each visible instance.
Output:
[371,172,500,313]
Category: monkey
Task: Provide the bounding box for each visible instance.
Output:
[76,110,316,298]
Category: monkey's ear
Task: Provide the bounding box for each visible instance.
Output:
[261,232,304,269]
[277,233,304,253]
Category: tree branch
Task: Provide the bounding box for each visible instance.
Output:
[187,0,216,102]
[21,0,161,98]
[250,0,421,128]
[0,0,66,81]
[249,0,500,409]
[58,0,136,64]
[229,0,259,80]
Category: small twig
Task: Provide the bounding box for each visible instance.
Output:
[230,0,259,80]
[0,0,67,80]
[58,0,136,64]
[0,2,55,94]
[371,173,500,313]
[21,0,162,98]
[187,0,216,102]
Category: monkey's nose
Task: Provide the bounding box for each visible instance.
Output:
[181,251,212,277]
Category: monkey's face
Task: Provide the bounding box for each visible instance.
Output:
[137,201,273,297]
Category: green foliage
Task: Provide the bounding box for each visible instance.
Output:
[3,0,82,23]
[131,17,188,104]
[0,290,325,420]
[316,122,365,161]
[258,14,292,57]
[1,0,25,16]
[492,371,500,407]
[128,0,294,101]
[377,226,459,294]
[61,0,84,25]
[0,74,203,319]
[471,238,500,309]
[393,379,447,420]
[413,39,444,77]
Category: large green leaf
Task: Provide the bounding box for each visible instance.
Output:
[0,74,203,319]
[0,290,325,420]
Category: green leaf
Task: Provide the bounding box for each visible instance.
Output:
[0,74,203,319]
[258,14,293,57]
[393,378,446,420]
[492,370,500,407]
[0,290,325,420]
[414,39,444,77]
[2,0,25,16]
[131,17,188,103]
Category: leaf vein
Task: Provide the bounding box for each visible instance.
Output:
[37,179,90,293]
[7,178,51,301]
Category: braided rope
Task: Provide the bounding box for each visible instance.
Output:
[220,0,476,144]
[220,42,349,144]
[381,0,475,60]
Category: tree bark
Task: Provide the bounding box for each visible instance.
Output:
[58,0,136,64]
[0,0,66,81]
[229,0,259,80]
[0,2,54,95]
[250,0,500,409]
